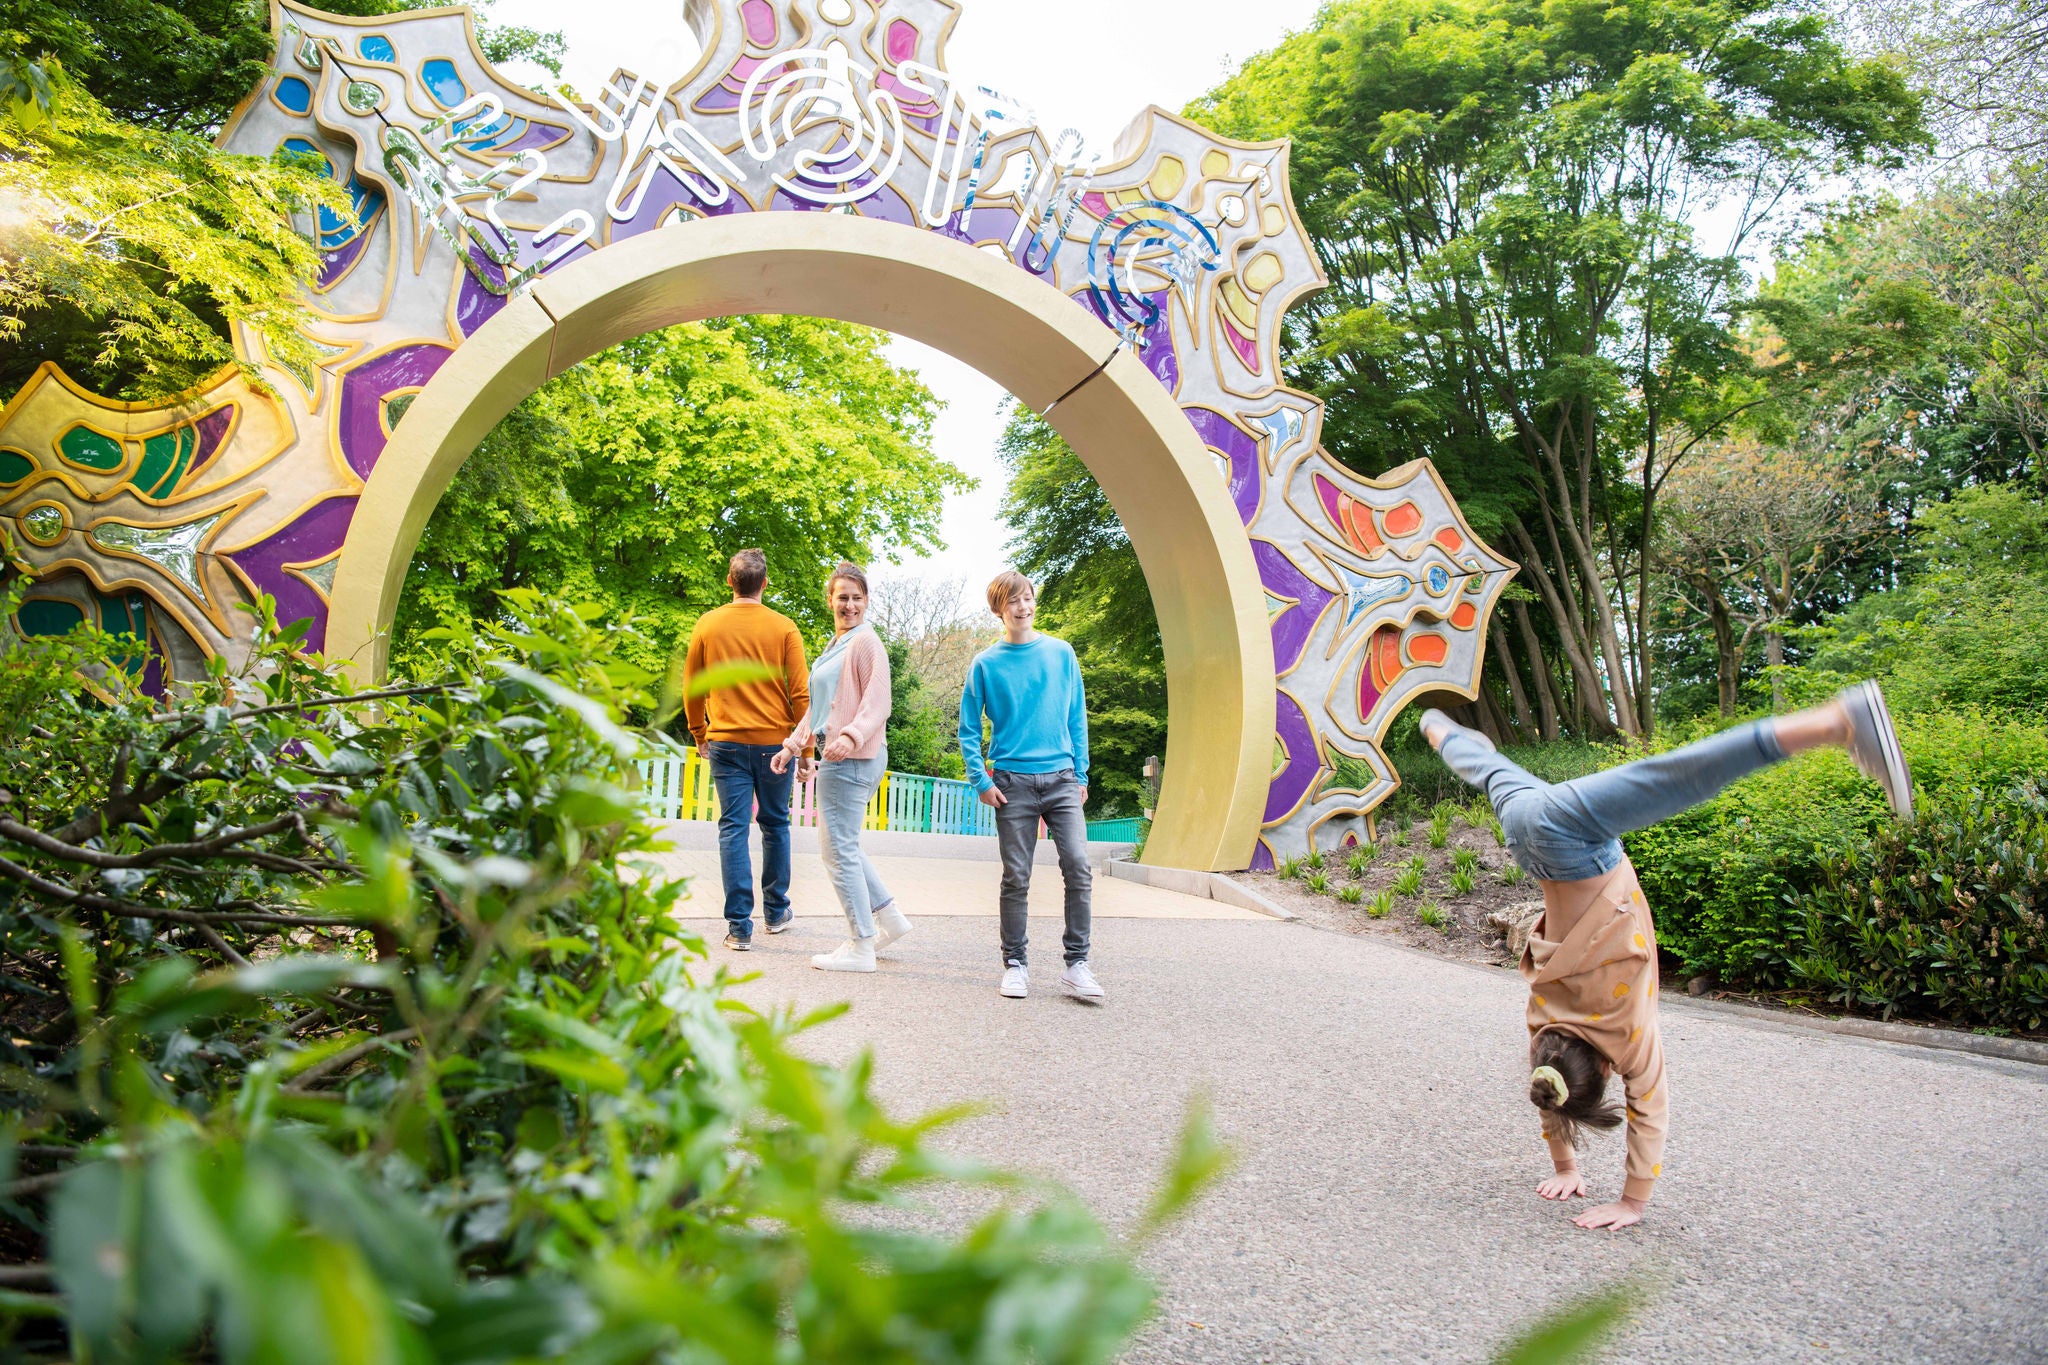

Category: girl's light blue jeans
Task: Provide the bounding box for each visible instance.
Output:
[1436,720,1786,882]
[817,751,895,938]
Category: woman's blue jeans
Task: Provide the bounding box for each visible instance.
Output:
[817,751,894,938]
[1436,720,1786,882]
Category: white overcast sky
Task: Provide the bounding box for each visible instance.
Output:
[486,0,1327,613]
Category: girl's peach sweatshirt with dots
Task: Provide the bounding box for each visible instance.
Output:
[1519,859,1668,1202]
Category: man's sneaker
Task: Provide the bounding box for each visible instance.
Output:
[723,932,752,952]
[764,912,794,934]
[874,904,913,951]
[1839,680,1914,821]
[1060,960,1105,1003]
[810,937,877,973]
[999,962,1029,998]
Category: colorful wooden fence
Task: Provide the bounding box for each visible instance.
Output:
[634,746,1137,843]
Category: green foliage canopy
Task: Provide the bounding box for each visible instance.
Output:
[391,316,970,682]
[1188,0,1927,736]
[0,68,344,399]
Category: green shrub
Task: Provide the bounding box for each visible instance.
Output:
[1500,861,1526,886]
[1428,814,1452,849]
[1450,867,1477,895]
[1346,850,1372,878]
[1366,890,1393,918]
[1338,884,1364,905]
[1279,855,1303,880]
[1451,847,1480,874]
[1627,711,2048,991]
[1789,783,2048,1030]
[1305,848,1326,872]
[0,590,1211,1361]
[1393,867,1424,897]
[1305,870,1331,894]
[1417,902,1451,932]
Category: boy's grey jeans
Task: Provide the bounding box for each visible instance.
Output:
[992,769,1091,966]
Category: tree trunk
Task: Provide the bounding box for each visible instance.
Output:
[1703,577,1739,718]
[1489,620,1535,738]
[1478,683,1516,747]
[1510,519,1617,738]
[1766,628,1786,712]
[1512,601,1563,742]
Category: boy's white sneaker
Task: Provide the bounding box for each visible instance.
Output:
[811,937,877,973]
[874,904,913,951]
[999,962,1029,998]
[1060,960,1105,1003]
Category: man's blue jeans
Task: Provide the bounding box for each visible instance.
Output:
[707,741,792,936]
[1437,719,1785,882]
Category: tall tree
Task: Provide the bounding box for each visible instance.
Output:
[391,316,968,681]
[1189,0,1925,735]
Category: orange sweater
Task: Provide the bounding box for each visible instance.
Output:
[1520,858,1669,1203]
[682,600,811,746]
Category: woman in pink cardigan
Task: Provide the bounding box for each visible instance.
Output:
[770,561,912,972]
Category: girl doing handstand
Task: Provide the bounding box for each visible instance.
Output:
[1418,682,1913,1230]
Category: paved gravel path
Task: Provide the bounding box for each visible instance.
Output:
[700,906,2048,1362]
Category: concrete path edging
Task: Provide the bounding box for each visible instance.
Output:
[1669,992,2048,1067]
[1106,858,1296,920]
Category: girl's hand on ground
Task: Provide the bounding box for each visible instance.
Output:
[1537,1169,1586,1201]
[1572,1197,1645,1231]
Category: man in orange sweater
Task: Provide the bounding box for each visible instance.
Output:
[683,549,811,951]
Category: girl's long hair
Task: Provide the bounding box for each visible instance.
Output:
[1529,1028,1624,1148]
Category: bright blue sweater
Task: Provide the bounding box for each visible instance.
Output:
[957,634,1089,793]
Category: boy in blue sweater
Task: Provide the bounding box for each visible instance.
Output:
[959,570,1103,1002]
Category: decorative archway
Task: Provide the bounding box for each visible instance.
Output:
[0,0,1513,870]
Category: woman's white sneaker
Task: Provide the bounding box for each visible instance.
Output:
[874,904,913,951]
[1059,960,1104,1002]
[999,962,1029,998]
[811,937,877,973]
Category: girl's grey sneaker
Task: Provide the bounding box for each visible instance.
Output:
[874,904,913,951]
[811,937,877,973]
[1060,960,1104,1003]
[999,962,1028,998]
[1839,680,1914,821]
[1418,707,1493,754]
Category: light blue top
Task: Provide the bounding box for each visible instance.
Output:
[957,633,1089,793]
[799,622,871,744]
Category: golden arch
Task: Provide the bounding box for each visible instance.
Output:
[325,212,1275,872]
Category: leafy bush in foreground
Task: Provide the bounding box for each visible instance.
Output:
[0,586,1212,1362]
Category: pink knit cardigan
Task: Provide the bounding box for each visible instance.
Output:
[782,627,891,760]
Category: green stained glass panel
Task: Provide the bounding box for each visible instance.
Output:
[16,598,85,636]
[134,426,196,498]
[0,449,33,484]
[59,426,125,472]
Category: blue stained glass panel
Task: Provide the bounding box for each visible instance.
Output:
[275,76,313,114]
[421,58,468,107]
[358,35,397,63]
